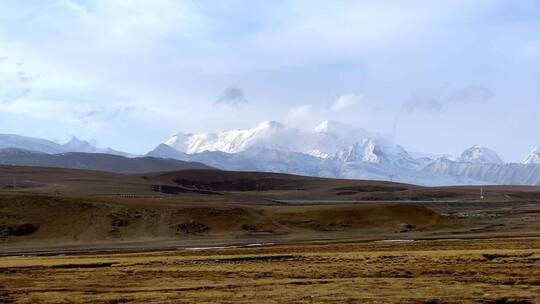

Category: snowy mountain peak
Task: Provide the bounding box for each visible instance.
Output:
[165,121,290,154]
[523,148,540,165]
[165,133,192,153]
[339,140,381,163]
[147,121,540,186]
[162,121,420,171]
[459,145,503,164]
[255,120,285,131]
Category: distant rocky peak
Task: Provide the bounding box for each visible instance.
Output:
[339,140,382,163]
[459,145,503,164]
[523,147,540,165]
[62,136,96,153]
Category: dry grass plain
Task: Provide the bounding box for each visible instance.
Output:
[1,237,539,304]
[1,167,540,303]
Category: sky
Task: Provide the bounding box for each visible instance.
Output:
[0,0,539,161]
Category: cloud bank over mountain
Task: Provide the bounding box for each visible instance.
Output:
[0,1,538,159]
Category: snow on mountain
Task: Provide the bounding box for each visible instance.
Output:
[190,147,342,178]
[313,120,370,147]
[166,120,347,156]
[424,157,540,185]
[409,151,455,162]
[340,160,474,185]
[335,138,416,168]
[310,120,375,159]
[153,121,540,186]
[166,121,298,154]
[339,140,380,163]
[154,120,455,185]
[523,148,540,165]
[3,123,538,186]
[459,145,504,164]
[163,120,419,169]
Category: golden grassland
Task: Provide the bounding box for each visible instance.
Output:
[0,237,539,304]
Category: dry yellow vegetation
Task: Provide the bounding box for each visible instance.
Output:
[1,237,538,304]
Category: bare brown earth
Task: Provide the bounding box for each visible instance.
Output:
[0,166,539,253]
[3,166,540,201]
[0,193,454,253]
[0,166,539,303]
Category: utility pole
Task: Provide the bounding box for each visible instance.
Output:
[480,187,484,200]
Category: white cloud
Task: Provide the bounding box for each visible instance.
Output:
[0,1,538,158]
[62,0,89,19]
[331,94,361,111]
[288,104,313,120]
[286,104,324,128]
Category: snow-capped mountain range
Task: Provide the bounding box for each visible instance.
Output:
[1,121,539,186]
[151,120,540,186]
[164,120,424,169]
[167,120,374,159]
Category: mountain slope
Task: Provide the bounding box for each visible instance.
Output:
[147,144,189,161]
[155,121,435,183]
[165,121,293,154]
[0,148,213,173]
[62,137,131,157]
[424,158,540,185]
[163,120,419,168]
[151,121,540,186]
[0,134,65,154]
[0,134,130,156]
[152,122,451,185]
[7,123,535,186]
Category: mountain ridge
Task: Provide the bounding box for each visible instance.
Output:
[0,148,213,174]
[151,121,540,186]
[1,122,538,186]
[0,134,130,156]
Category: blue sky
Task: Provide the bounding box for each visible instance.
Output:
[0,0,539,161]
